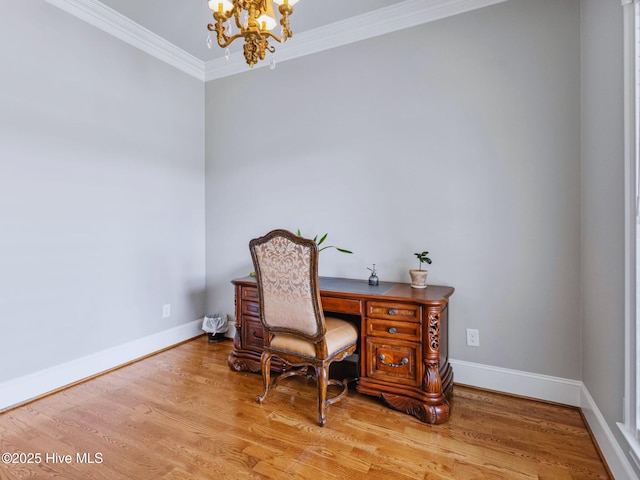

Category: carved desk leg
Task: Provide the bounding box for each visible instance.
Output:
[228,352,262,373]
[228,327,249,372]
[422,305,451,423]
[227,311,264,373]
[227,318,272,373]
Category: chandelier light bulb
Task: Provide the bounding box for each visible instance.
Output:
[208,0,233,13]
[257,1,277,32]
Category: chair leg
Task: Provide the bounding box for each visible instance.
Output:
[316,364,329,426]
[256,351,272,404]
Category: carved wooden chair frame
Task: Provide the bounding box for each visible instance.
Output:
[249,229,357,426]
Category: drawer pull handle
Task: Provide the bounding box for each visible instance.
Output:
[389,309,396,315]
[388,327,397,334]
[378,354,409,368]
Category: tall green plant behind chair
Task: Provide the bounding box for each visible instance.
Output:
[296,230,353,254]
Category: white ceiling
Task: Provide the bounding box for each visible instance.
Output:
[45,0,509,80]
[96,0,407,62]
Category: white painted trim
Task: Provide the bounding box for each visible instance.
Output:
[450,358,640,477]
[451,358,640,477]
[204,0,510,80]
[44,0,206,80]
[0,319,204,411]
[450,358,582,406]
[618,423,640,476]
[620,1,640,476]
[580,386,639,480]
[623,0,638,433]
[42,0,509,82]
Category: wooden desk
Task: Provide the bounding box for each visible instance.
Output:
[229,276,455,424]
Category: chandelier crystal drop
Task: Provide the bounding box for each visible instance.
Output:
[207,0,300,68]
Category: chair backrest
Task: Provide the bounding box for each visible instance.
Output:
[249,229,325,339]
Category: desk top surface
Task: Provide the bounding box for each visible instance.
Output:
[318,276,397,295]
[233,276,454,305]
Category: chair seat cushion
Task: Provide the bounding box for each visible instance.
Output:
[270,317,358,358]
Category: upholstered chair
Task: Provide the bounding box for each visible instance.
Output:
[249,229,359,426]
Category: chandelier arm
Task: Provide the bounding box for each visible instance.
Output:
[232,6,243,30]
[216,31,246,49]
[262,31,283,44]
[279,17,292,40]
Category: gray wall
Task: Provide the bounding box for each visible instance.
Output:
[581,0,629,474]
[0,0,206,382]
[2,0,632,472]
[205,0,582,379]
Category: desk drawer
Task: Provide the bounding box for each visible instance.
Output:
[242,316,264,350]
[365,338,421,387]
[242,301,260,317]
[322,296,362,315]
[366,301,421,322]
[366,318,420,342]
[241,286,259,301]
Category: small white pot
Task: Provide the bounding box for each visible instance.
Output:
[409,269,428,289]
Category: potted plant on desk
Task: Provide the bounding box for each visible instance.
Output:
[409,251,431,288]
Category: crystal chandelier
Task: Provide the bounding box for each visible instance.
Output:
[207,0,300,69]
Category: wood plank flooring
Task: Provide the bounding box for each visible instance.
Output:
[0,337,610,479]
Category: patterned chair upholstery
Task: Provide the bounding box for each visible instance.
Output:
[249,229,359,426]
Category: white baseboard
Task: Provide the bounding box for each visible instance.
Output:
[450,358,582,406]
[0,319,204,411]
[580,387,638,480]
[450,358,639,479]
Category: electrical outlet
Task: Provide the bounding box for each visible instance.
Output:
[466,328,480,347]
[162,304,171,318]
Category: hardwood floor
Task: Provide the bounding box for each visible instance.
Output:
[0,337,610,479]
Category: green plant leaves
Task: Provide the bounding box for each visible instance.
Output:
[297,230,353,254]
[414,251,432,267]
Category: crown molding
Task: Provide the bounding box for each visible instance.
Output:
[44,0,206,80]
[204,0,510,80]
[45,0,509,82]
